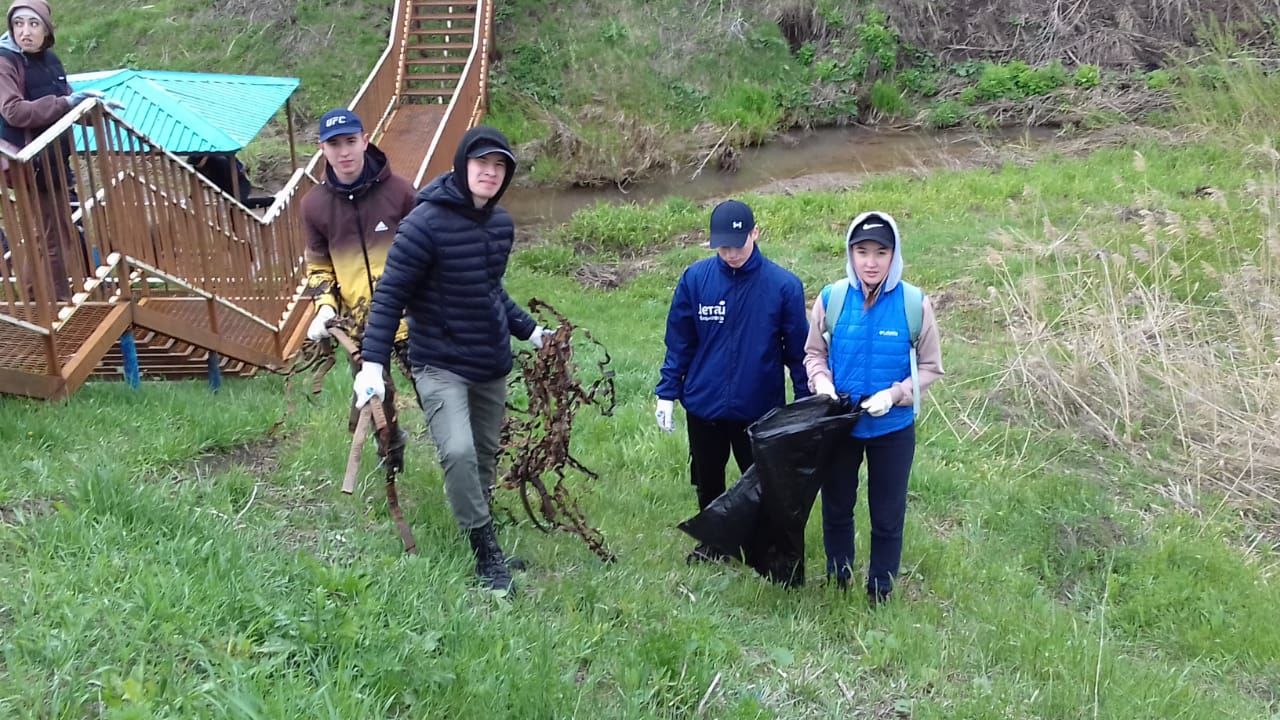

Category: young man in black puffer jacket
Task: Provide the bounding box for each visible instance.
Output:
[355,126,547,595]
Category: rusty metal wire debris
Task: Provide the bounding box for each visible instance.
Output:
[498,299,617,562]
[276,302,615,561]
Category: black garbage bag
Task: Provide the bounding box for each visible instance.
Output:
[678,394,862,587]
[675,464,762,560]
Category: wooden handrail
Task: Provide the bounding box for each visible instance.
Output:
[8,97,95,162]
[124,256,278,331]
[0,311,52,336]
[415,0,490,187]
[1,103,309,337]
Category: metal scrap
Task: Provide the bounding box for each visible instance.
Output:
[498,299,617,562]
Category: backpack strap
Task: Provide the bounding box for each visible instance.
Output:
[902,281,922,344]
[901,281,924,413]
[820,278,851,346]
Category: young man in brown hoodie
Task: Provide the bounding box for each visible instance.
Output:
[301,108,416,469]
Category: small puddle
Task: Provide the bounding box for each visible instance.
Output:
[504,125,1057,227]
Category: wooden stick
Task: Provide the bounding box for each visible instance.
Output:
[342,404,372,494]
[690,121,736,181]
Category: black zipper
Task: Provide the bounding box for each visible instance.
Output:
[350,191,375,293]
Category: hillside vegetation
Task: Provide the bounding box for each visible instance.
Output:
[488,0,1280,184]
[42,1,1280,188]
[52,0,390,115]
[48,0,393,181]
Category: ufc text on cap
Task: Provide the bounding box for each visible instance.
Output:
[318,109,364,142]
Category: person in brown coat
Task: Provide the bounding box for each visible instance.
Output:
[0,0,94,301]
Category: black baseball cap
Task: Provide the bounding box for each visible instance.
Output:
[848,215,895,249]
[709,199,755,248]
[465,140,515,164]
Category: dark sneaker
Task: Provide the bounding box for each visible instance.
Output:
[867,589,891,607]
[827,562,854,591]
[686,543,734,565]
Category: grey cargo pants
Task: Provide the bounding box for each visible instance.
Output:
[413,365,506,530]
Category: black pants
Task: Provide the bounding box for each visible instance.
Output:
[686,413,754,510]
[820,424,916,596]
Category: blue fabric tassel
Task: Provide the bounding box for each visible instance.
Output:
[207,351,222,392]
[120,331,140,389]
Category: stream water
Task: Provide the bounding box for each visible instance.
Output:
[502,125,1058,227]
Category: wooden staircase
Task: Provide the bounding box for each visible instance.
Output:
[376,0,492,184]
[403,1,478,103]
[0,0,495,399]
[91,328,261,382]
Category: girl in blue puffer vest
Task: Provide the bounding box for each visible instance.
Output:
[803,211,944,605]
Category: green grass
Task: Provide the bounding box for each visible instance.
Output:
[4,107,1280,716]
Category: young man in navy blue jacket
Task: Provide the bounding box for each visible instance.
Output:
[656,199,811,563]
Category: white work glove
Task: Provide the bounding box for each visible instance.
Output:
[812,376,838,400]
[353,361,385,408]
[67,89,102,107]
[67,89,125,111]
[529,325,551,349]
[655,399,675,433]
[860,389,895,417]
[306,305,337,342]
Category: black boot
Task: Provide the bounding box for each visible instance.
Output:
[828,562,853,591]
[468,522,515,595]
[477,490,528,571]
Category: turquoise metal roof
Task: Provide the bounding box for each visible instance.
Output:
[67,70,300,154]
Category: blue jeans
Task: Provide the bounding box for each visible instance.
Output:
[820,424,915,595]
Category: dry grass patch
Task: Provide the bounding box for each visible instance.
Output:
[989,149,1280,533]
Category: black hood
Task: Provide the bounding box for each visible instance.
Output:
[449,125,516,211]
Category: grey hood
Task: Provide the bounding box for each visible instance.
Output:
[6,0,56,50]
[844,210,904,294]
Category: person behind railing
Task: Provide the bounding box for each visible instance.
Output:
[301,108,416,481]
[354,126,549,597]
[188,152,274,210]
[0,0,102,302]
